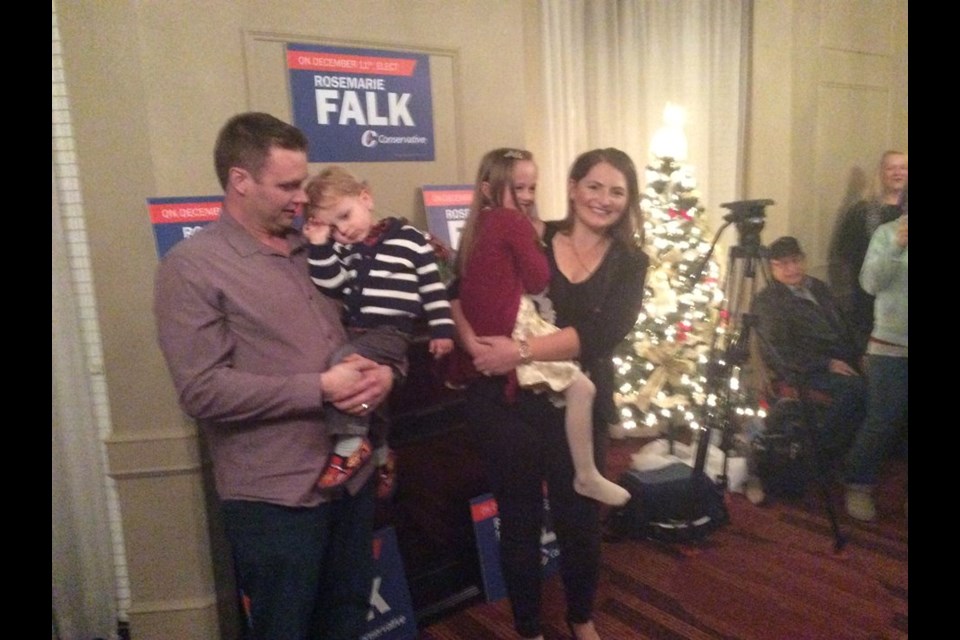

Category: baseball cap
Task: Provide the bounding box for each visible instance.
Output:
[767,236,804,260]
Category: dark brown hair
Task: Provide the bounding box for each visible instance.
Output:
[558,148,642,248]
[213,112,308,189]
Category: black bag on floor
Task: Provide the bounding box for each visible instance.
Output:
[607,461,729,543]
[751,398,810,498]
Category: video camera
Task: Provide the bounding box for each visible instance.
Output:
[720,199,774,251]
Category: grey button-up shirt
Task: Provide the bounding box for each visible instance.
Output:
[154,211,372,506]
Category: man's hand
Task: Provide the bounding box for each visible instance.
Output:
[320,359,364,401]
[323,354,394,415]
[828,358,858,376]
[320,356,363,403]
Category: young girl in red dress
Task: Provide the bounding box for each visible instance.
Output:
[453,148,629,506]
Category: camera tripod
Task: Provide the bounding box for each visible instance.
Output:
[696,200,846,553]
[689,201,773,484]
[746,319,848,552]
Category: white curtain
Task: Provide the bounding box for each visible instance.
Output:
[539,0,749,237]
[52,166,119,640]
[53,2,125,637]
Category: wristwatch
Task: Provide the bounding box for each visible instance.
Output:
[517,339,533,365]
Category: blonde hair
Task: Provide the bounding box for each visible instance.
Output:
[455,148,536,276]
[304,165,368,216]
[865,149,907,203]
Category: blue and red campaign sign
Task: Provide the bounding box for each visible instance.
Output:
[470,491,560,603]
[147,196,222,258]
[287,44,435,163]
[363,526,417,640]
[421,185,472,253]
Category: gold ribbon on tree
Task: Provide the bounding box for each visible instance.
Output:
[631,341,697,411]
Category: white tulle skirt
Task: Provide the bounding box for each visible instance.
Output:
[511,295,582,393]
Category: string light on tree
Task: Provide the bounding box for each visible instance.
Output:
[611,103,723,438]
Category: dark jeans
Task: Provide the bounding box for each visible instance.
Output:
[845,355,908,485]
[801,370,868,461]
[221,479,376,640]
[465,376,602,638]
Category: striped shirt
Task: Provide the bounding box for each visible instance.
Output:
[308,217,455,340]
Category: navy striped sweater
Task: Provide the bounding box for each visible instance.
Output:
[307,217,455,340]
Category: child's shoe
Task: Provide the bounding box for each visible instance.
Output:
[317,437,373,489]
[376,449,398,501]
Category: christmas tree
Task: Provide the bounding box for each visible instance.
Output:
[612,105,726,439]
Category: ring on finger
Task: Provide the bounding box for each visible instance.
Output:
[361,402,370,411]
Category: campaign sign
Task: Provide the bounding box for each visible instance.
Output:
[147,196,222,258]
[469,491,560,603]
[421,184,472,252]
[362,526,417,640]
[287,44,435,163]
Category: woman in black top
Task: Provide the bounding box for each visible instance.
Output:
[454,148,648,640]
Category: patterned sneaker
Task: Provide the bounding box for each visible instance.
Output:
[376,449,398,501]
[317,438,373,489]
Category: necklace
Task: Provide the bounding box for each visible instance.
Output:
[567,233,609,279]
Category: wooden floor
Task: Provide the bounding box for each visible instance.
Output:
[414,436,908,640]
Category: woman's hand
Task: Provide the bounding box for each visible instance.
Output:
[472,336,521,375]
[472,327,581,375]
[896,214,908,248]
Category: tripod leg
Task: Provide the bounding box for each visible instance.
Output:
[801,402,846,553]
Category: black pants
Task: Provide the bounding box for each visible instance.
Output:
[465,377,602,638]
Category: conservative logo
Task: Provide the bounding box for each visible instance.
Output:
[359,129,429,149]
[361,130,379,147]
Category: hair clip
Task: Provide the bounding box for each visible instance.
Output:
[503,149,526,160]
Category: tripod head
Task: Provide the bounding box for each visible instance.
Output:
[720,199,774,256]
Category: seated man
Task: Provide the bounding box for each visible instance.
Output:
[750,236,867,465]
